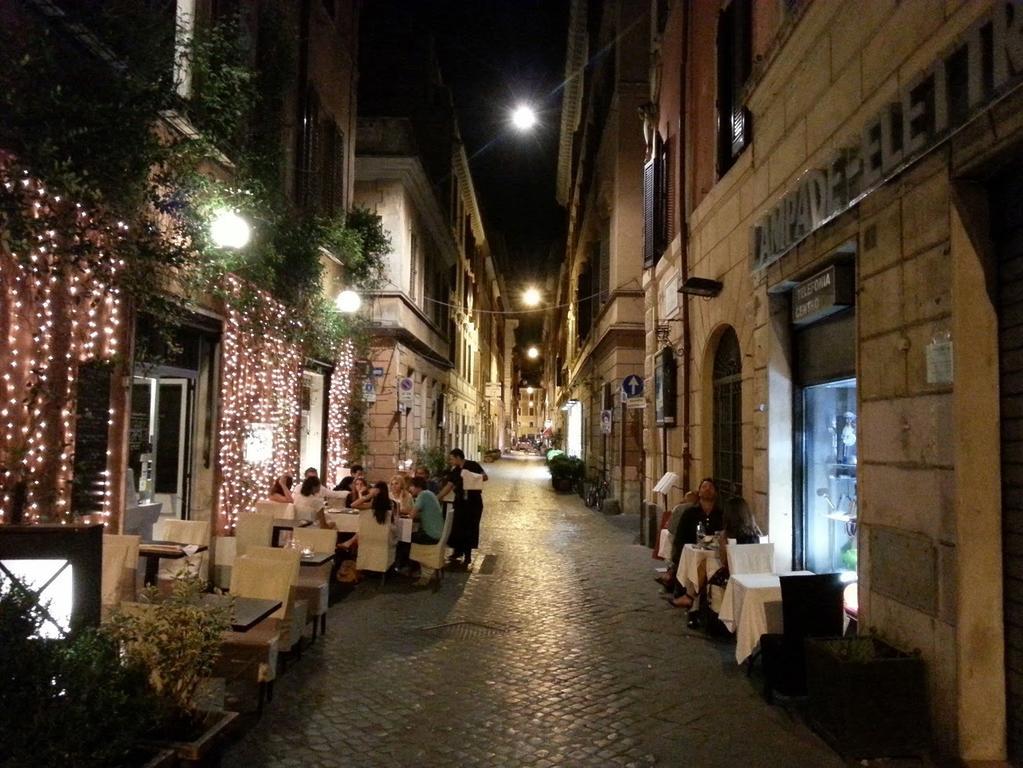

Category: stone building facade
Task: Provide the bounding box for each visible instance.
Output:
[547,0,649,511]
[642,0,1023,762]
[356,7,509,471]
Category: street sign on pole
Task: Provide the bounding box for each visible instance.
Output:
[363,380,376,403]
[601,410,613,434]
[398,376,414,406]
[621,374,645,409]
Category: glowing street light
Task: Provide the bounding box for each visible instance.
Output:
[523,287,541,307]
[335,289,362,314]
[526,386,534,395]
[511,104,538,132]
[209,209,251,249]
[527,346,540,360]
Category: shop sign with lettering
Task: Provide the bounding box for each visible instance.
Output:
[791,264,854,326]
[752,1,1023,273]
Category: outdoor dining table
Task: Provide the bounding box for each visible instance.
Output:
[718,570,813,665]
[676,542,722,593]
[271,517,312,547]
[201,594,282,632]
[298,550,334,567]
[138,540,209,586]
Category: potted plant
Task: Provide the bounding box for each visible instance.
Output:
[105,576,237,767]
[548,454,584,492]
[805,635,929,758]
[0,582,172,767]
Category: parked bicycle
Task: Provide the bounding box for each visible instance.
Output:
[584,467,611,511]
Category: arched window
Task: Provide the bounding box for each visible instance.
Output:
[713,327,742,498]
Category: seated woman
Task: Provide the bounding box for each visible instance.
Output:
[345,476,370,509]
[340,480,395,551]
[292,475,347,524]
[269,474,294,504]
[667,493,758,610]
[388,473,413,518]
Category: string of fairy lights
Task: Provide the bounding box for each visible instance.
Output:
[0,158,123,525]
[1,157,362,533]
[216,275,304,532]
[326,340,355,487]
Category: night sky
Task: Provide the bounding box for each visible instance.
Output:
[415,0,569,348]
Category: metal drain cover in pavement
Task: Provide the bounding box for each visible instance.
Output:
[419,621,510,639]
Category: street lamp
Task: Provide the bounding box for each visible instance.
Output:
[335,289,361,314]
[527,346,539,360]
[511,104,538,132]
[209,209,251,249]
[526,386,534,395]
[523,287,541,307]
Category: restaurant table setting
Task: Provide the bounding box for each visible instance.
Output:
[718,570,813,664]
[676,540,722,592]
[271,517,312,547]
[138,540,209,586]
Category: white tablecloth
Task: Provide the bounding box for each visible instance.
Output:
[325,510,360,533]
[718,571,813,664]
[676,544,722,593]
[657,529,674,560]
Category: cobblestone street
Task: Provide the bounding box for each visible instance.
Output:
[222,455,845,768]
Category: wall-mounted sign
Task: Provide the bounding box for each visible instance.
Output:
[601,410,613,434]
[654,347,676,427]
[398,376,414,406]
[485,382,502,400]
[791,264,854,326]
[363,380,377,403]
[752,2,1023,273]
[243,422,274,464]
[372,366,384,377]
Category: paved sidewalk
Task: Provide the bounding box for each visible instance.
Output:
[222,455,845,768]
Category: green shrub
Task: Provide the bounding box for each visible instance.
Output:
[548,454,584,481]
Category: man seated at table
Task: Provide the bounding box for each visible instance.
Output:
[396,476,445,581]
[413,465,440,494]
[334,464,364,492]
[664,478,723,610]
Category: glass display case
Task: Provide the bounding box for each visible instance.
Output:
[801,378,857,574]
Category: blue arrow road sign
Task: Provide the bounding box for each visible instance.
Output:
[622,374,644,398]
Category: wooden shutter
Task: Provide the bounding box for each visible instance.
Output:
[643,132,664,268]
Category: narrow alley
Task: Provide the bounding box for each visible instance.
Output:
[222,456,843,768]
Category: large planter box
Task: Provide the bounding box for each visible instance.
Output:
[153,710,238,767]
[551,477,574,492]
[806,637,928,759]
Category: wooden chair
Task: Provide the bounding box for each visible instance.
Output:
[292,528,337,638]
[235,514,274,557]
[254,500,294,519]
[152,518,209,583]
[355,509,396,584]
[101,534,139,618]
[217,554,291,712]
[408,505,456,590]
[243,546,307,657]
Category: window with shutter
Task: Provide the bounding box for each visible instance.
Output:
[576,269,592,346]
[717,0,753,176]
[644,133,666,268]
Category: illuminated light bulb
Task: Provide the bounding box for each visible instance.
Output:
[335,290,361,314]
[209,209,251,249]
[511,104,538,131]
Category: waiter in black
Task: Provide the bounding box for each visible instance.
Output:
[437,448,487,567]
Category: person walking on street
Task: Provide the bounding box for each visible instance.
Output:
[437,448,487,567]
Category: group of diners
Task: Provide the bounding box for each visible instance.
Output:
[654,477,762,628]
[264,447,487,582]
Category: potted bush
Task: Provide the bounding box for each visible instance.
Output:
[548,454,584,492]
[805,635,929,758]
[0,582,171,767]
[105,576,237,767]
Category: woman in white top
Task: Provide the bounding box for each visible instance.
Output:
[293,476,347,524]
[388,473,413,518]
